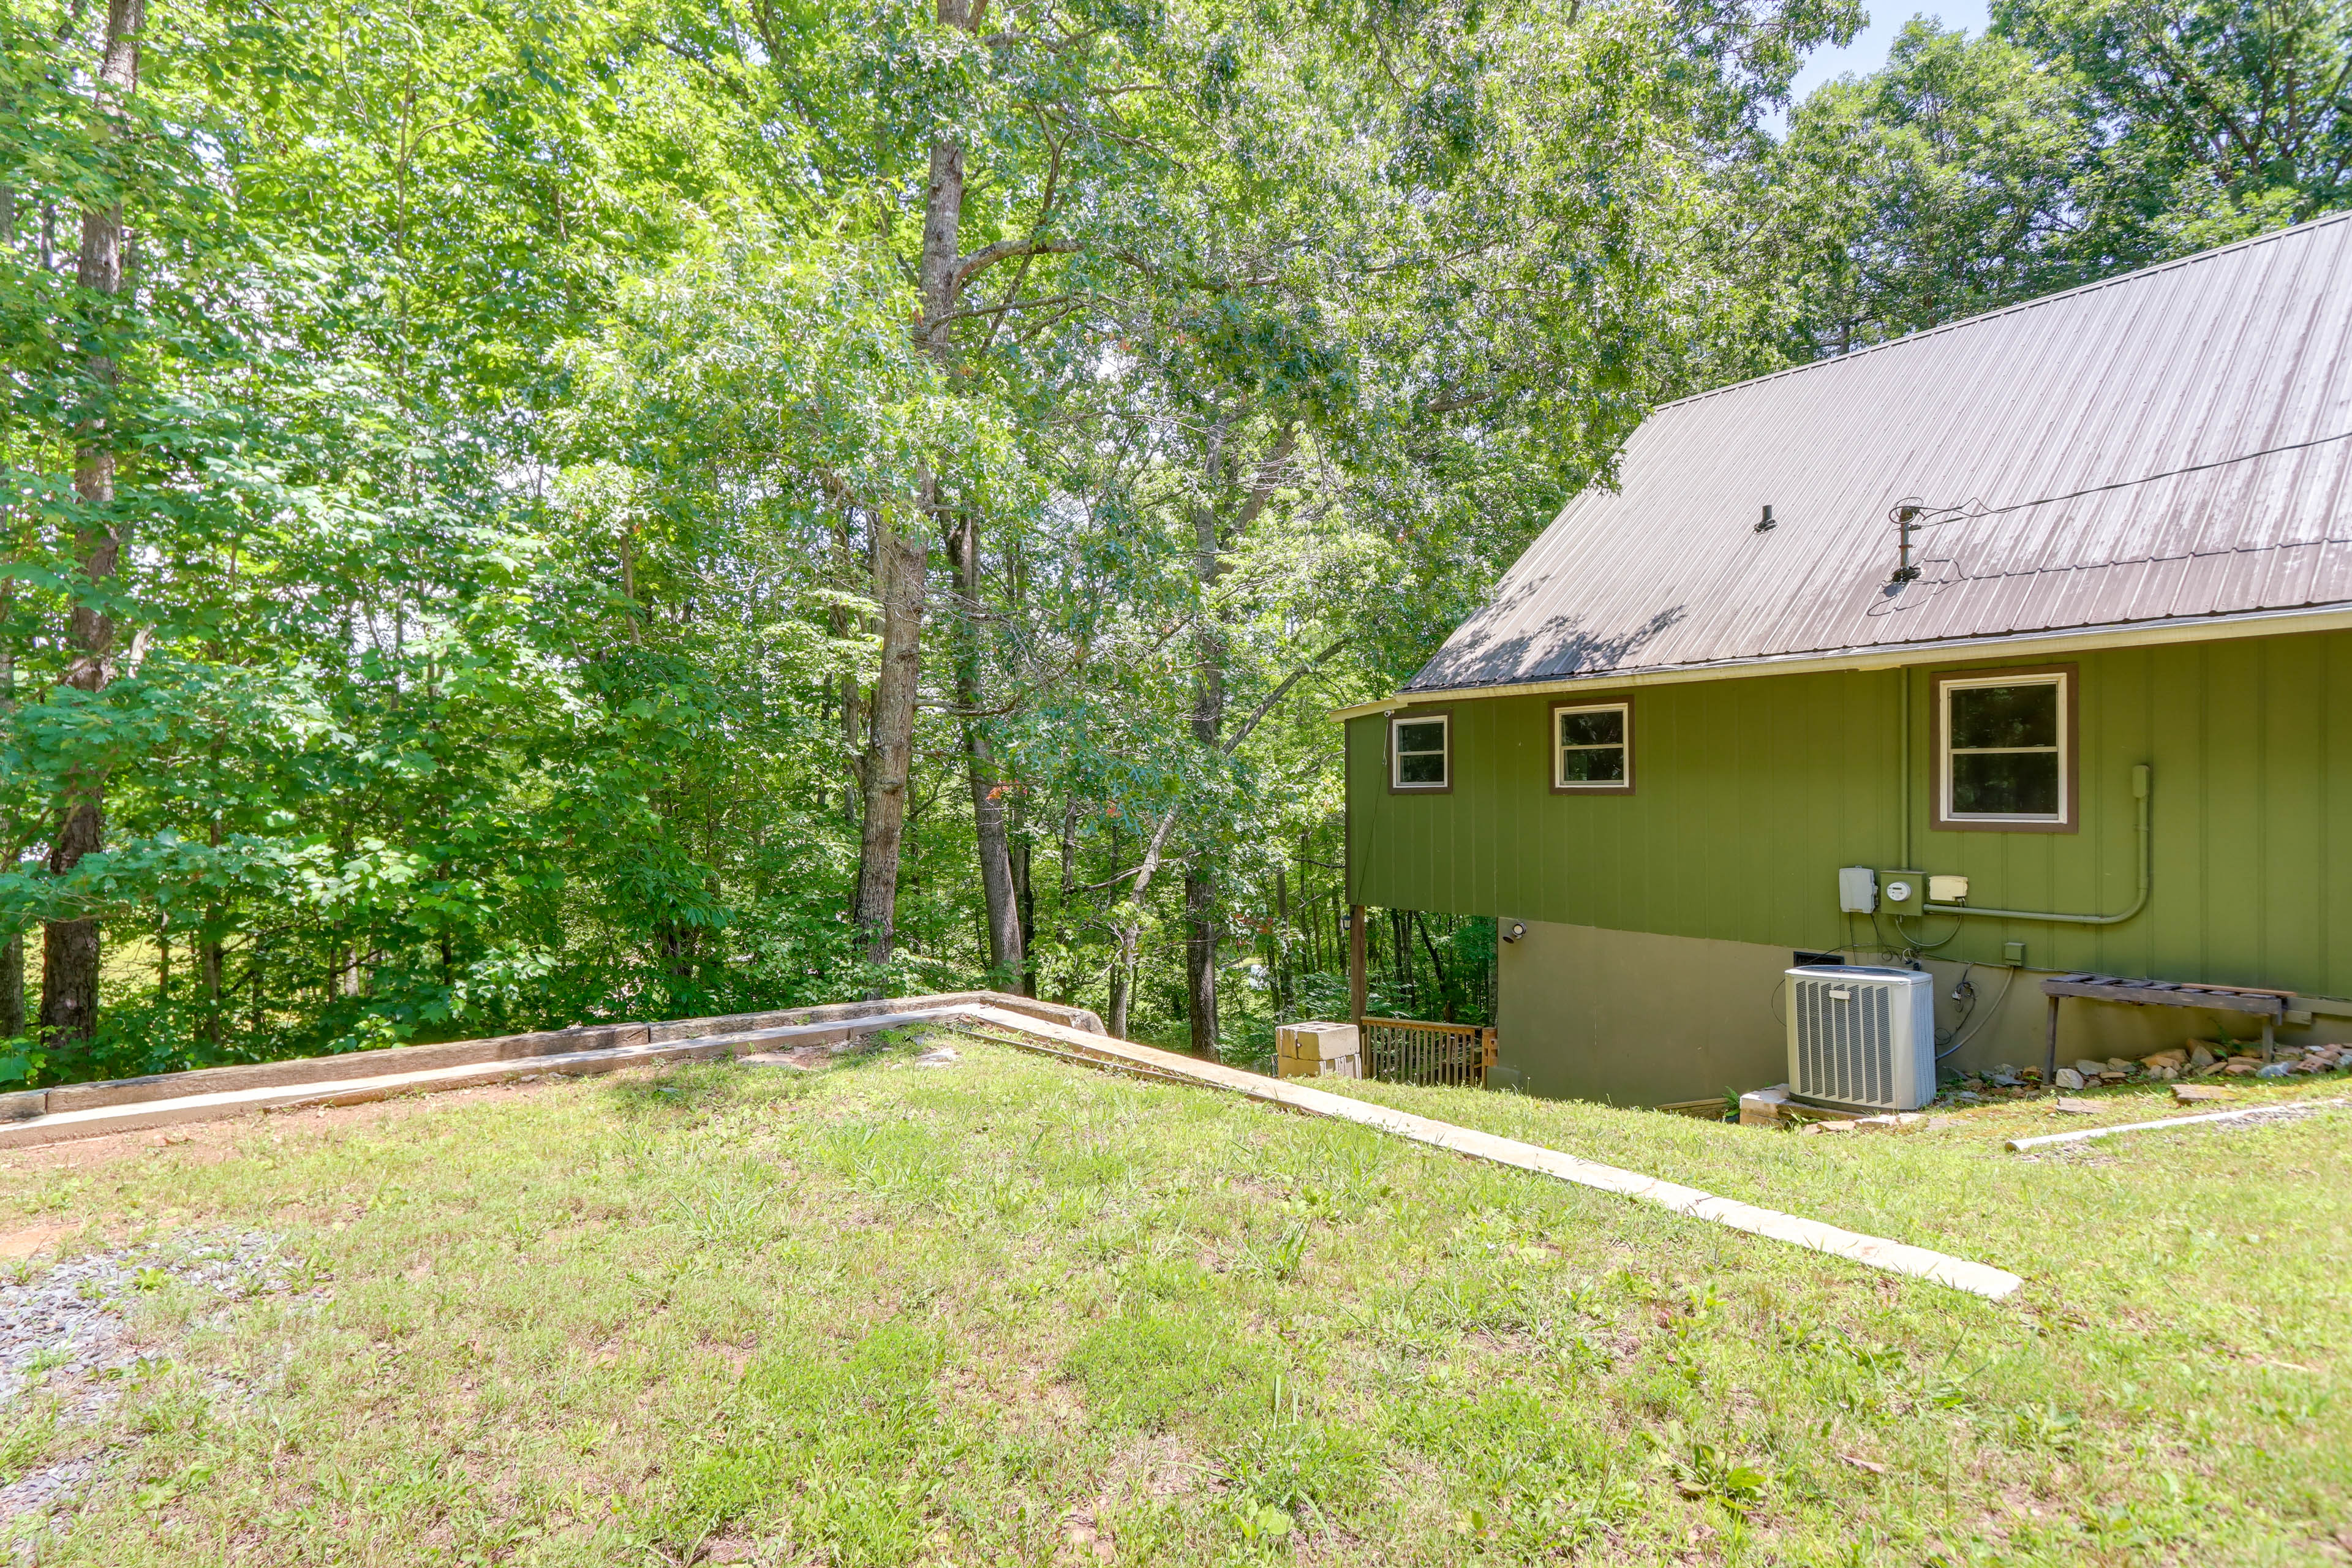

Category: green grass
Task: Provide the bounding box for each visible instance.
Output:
[2,1036,2347,1566]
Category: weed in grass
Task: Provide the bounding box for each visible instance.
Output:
[0,1398,59,1475]
[22,1346,72,1379]
[2004,1400,2084,1452]
[1215,1374,1373,1528]
[1647,1420,1768,1518]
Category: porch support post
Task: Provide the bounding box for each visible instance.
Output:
[1348,904,1367,1023]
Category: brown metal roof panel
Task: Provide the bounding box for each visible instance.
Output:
[1409,213,2352,691]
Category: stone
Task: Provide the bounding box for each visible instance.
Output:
[2141,1048,2189,1071]
[2105,1057,2134,1074]
[2223,1063,2259,1076]
[2052,1097,2101,1114]
[2150,1065,2179,1082]
[2255,1062,2293,1079]
[2173,1084,2231,1104]
[912,1046,962,1068]
[2074,1059,2106,1079]
[2189,1044,2218,1069]
[2053,1068,2086,1090]
[1738,1085,1793,1127]
[1988,1073,2021,1088]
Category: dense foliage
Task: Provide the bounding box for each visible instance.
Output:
[3,0,2346,1086]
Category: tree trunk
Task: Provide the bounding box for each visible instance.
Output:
[846,6,973,987]
[945,511,1023,990]
[39,0,143,1060]
[1273,867,1290,1014]
[852,503,925,987]
[0,935,23,1042]
[1183,423,1231,1058]
[1,540,18,1042]
[1052,799,1078,1006]
[1348,904,1367,1023]
[1107,928,1135,1041]
[1012,813,1036,995]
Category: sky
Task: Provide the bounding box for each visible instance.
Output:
[1776,1,1994,123]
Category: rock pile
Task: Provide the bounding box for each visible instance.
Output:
[1940,1038,2350,1103]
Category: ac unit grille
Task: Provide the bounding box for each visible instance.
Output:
[1793,977,1892,1106]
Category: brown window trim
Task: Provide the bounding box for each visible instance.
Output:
[1386,706,1454,794]
[1550,696,1635,794]
[1931,663,2078,833]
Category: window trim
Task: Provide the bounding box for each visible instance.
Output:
[1931,664,2078,833]
[1387,708,1453,794]
[1550,698,1634,794]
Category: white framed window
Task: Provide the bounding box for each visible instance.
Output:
[1935,666,2074,830]
[1389,712,1450,791]
[1551,701,1632,793]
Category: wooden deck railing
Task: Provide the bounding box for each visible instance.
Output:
[1357,1017,1496,1087]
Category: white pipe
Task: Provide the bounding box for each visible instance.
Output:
[2006,1096,2346,1152]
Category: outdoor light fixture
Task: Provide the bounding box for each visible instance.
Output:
[1502,921,1527,943]
[1754,503,1776,533]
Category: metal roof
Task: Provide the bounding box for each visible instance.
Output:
[1402,211,2352,698]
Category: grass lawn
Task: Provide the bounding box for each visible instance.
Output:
[1,1031,2347,1566]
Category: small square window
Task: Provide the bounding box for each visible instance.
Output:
[1936,668,2073,829]
[1552,701,1632,792]
[1390,713,1450,791]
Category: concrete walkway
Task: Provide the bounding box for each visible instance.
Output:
[0,994,2022,1302]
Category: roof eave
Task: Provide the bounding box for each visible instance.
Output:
[1327,601,2352,722]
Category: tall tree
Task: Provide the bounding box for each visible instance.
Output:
[1998,0,2352,231]
[39,0,143,1060]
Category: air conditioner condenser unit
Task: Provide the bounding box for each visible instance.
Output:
[1785,964,1936,1112]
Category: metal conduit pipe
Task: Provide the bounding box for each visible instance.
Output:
[1923,764,2152,925]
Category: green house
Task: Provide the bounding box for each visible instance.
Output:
[1339,213,2352,1106]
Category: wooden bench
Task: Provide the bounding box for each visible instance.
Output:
[2040,973,2291,1077]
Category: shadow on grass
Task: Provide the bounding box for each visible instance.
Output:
[600,1028,956,1120]
[602,1060,753,1119]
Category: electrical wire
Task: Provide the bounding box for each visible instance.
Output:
[1891,911,1964,951]
[1937,960,2019,1061]
[1896,427,2352,532]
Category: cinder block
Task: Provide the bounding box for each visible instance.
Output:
[1278,1051,1362,1080]
[1738,1084,1792,1127]
[1276,1022,1360,1061]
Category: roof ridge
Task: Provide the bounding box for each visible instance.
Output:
[1648,208,2352,416]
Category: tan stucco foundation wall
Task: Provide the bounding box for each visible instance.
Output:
[1493,920,1794,1106]
[1492,919,2352,1107]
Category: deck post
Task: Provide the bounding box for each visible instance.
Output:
[1348,904,1367,1024]
[2044,993,2060,1081]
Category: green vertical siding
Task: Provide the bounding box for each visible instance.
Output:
[1346,628,2352,998]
